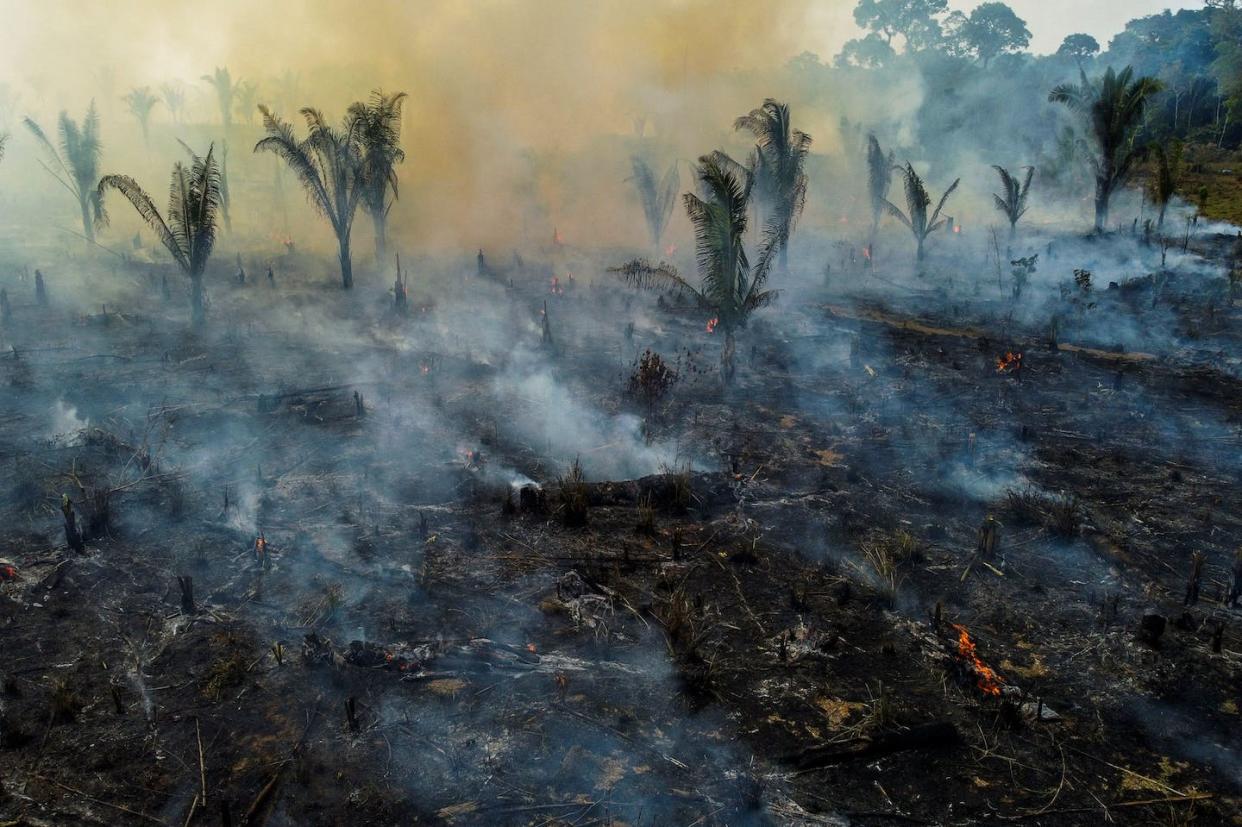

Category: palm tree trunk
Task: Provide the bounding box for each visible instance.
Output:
[779,243,788,272]
[190,275,206,327]
[720,330,736,385]
[371,208,388,265]
[915,235,925,264]
[338,234,354,290]
[1094,178,1110,234]
[79,198,95,244]
[1157,202,1167,232]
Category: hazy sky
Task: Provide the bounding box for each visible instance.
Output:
[947,1,1198,54]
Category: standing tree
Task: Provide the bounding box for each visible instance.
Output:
[835,34,897,68]
[255,105,364,289]
[347,90,407,264]
[611,155,777,383]
[953,2,1031,68]
[629,156,679,253]
[202,67,240,133]
[884,162,960,265]
[122,87,159,147]
[866,133,894,260]
[160,82,186,125]
[1057,33,1100,67]
[24,103,106,243]
[734,99,811,270]
[853,0,948,51]
[1049,66,1163,233]
[991,165,1034,239]
[97,145,221,325]
[1150,140,1182,231]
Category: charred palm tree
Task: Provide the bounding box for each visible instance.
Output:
[629,156,679,253]
[97,145,221,326]
[347,90,406,264]
[611,155,777,383]
[1049,66,1163,233]
[255,105,363,288]
[122,87,159,147]
[866,134,894,261]
[202,67,240,133]
[734,99,810,270]
[992,165,1034,239]
[1150,141,1182,231]
[24,103,105,243]
[884,162,960,266]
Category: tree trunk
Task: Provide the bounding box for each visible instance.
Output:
[779,243,788,272]
[720,329,736,385]
[915,235,925,264]
[1094,178,1110,234]
[1157,202,1168,233]
[338,234,354,290]
[371,208,388,265]
[80,198,95,244]
[190,275,206,327]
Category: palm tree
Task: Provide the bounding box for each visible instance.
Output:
[160,83,185,125]
[347,90,406,264]
[884,162,960,265]
[734,99,811,270]
[202,67,240,133]
[611,155,778,383]
[255,105,364,289]
[628,156,679,253]
[866,134,893,260]
[122,87,159,147]
[97,145,221,325]
[0,133,7,165]
[1049,66,1163,233]
[1149,141,1182,231]
[235,81,260,126]
[992,165,1034,239]
[24,102,106,243]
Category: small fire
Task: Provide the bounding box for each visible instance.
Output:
[419,362,431,375]
[549,276,564,295]
[0,564,17,581]
[953,225,962,234]
[664,243,677,257]
[949,623,1004,696]
[862,245,872,261]
[553,227,564,246]
[996,351,1023,374]
[526,643,537,653]
[706,317,719,334]
[254,533,268,562]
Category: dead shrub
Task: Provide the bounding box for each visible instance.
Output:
[557,457,589,528]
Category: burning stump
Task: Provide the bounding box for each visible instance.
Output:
[946,623,1005,698]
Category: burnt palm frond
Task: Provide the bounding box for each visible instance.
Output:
[992,165,1035,234]
[24,102,105,241]
[255,104,364,288]
[884,162,960,263]
[98,144,221,323]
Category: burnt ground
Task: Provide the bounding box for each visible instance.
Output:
[0,238,1240,826]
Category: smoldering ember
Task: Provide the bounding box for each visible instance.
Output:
[1,1,1242,825]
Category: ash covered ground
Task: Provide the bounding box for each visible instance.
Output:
[0,214,1239,825]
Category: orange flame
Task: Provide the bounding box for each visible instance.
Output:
[996,351,1022,373]
[550,276,564,295]
[949,623,1004,696]
[254,534,268,560]
[953,225,962,234]
[862,245,872,261]
[664,243,677,257]
[706,317,718,334]
[0,564,16,580]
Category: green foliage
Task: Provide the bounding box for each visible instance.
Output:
[348,90,407,262]
[992,164,1034,233]
[883,162,960,262]
[1049,65,1164,231]
[734,99,811,266]
[629,156,679,250]
[122,87,159,145]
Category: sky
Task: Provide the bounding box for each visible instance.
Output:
[947,0,1199,54]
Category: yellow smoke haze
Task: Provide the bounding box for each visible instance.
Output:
[0,0,855,253]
